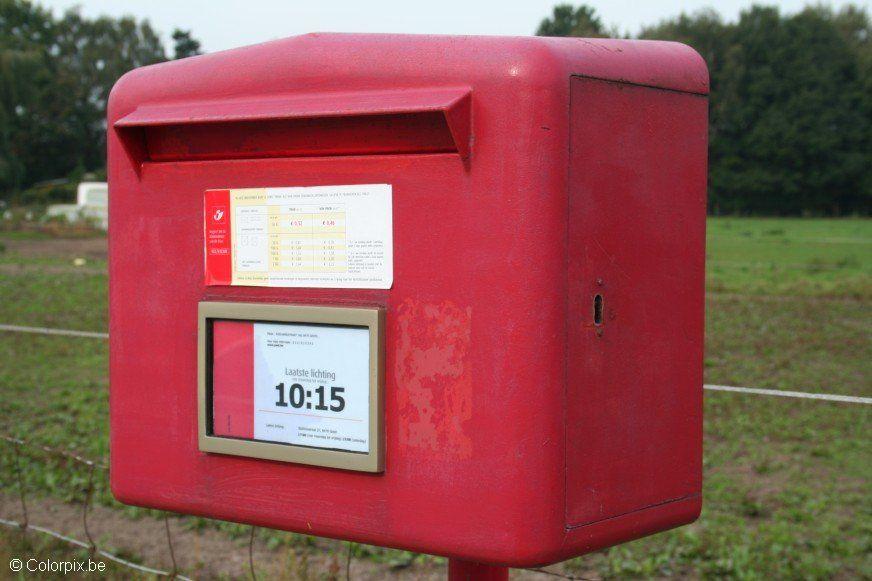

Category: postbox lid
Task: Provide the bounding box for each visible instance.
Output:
[109,33,709,119]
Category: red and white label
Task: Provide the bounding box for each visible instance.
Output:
[203,185,392,288]
[204,189,232,285]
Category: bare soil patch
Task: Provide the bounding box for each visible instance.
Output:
[2,237,107,261]
[0,492,447,580]
[0,493,589,580]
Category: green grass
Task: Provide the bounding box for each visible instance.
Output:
[0,217,870,579]
[706,293,870,395]
[574,391,871,579]
[706,217,871,298]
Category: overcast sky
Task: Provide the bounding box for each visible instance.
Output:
[37,0,868,53]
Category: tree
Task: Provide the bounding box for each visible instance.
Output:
[172,28,201,59]
[30,10,168,186]
[711,6,869,214]
[0,0,202,199]
[536,4,609,38]
[0,0,64,192]
[833,5,872,207]
[538,2,870,215]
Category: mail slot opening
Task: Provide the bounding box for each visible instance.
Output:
[115,111,458,163]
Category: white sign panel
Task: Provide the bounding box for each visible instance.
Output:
[253,322,370,453]
[226,184,392,289]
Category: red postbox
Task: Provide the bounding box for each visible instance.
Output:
[108,33,708,570]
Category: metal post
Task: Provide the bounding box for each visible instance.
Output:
[448,558,509,581]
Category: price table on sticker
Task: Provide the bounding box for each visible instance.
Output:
[204,184,392,289]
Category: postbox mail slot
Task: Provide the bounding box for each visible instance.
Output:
[142,112,456,161]
[114,87,472,163]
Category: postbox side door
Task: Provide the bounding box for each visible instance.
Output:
[565,76,708,529]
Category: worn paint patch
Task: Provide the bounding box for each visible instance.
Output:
[394,299,473,459]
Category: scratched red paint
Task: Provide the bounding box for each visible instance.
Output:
[395,299,473,458]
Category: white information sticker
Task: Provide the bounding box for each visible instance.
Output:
[204,184,393,289]
[253,322,371,453]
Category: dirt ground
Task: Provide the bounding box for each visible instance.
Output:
[1,237,107,261]
[0,493,586,580]
[0,237,107,275]
[0,492,444,580]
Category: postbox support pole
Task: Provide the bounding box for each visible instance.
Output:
[447,558,509,581]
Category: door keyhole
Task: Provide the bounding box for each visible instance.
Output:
[593,294,603,326]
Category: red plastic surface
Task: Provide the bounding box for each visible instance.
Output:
[108,33,708,566]
[211,321,254,439]
[117,86,472,161]
[448,560,508,581]
[564,77,707,537]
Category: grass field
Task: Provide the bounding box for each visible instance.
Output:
[0,217,869,579]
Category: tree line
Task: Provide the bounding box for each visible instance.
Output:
[0,0,200,202]
[538,3,870,215]
[1,1,869,215]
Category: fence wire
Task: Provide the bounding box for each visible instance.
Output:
[1,434,193,580]
[3,323,870,405]
[0,434,592,580]
[3,322,865,579]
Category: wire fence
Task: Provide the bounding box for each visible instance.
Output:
[1,323,869,405]
[0,434,590,580]
[3,434,208,578]
[1,435,192,580]
[0,322,868,579]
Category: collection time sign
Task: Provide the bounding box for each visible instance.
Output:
[253,322,369,453]
[198,302,384,472]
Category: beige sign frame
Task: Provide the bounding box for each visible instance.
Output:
[197,301,385,472]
